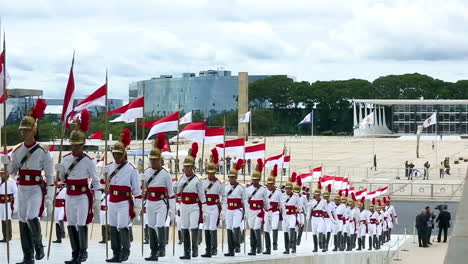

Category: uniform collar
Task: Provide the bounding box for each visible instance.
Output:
[24,140,37,148]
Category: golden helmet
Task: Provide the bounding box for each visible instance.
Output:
[19,99,47,137]
[314,180,322,196]
[285,182,293,189]
[251,159,264,181]
[293,184,302,193]
[323,184,332,198]
[69,109,90,145]
[113,128,131,154]
[183,142,198,166]
[369,204,375,210]
[229,159,244,178]
[266,176,276,185]
[206,148,219,174]
[149,133,166,160]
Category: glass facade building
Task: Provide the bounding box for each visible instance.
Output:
[129,70,273,117]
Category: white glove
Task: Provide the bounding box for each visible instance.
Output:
[13,202,18,214]
[1,154,10,165]
[93,198,101,212]
[54,163,61,172]
[134,205,141,217]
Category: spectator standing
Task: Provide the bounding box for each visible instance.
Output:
[226,156,232,172]
[169,158,173,174]
[416,210,428,247]
[138,158,144,173]
[444,158,451,175]
[436,205,451,243]
[423,161,430,180]
[409,162,415,180]
[425,207,436,245]
[247,159,251,175]
[405,161,409,179]
[439,162,445,179]
[219,158,224,174]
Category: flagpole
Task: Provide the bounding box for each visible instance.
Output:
[172,116,180,256]
[249,109,252,141]
[47,51,74,260]
[435,111,438,166]
[104,69,109,259]
[311,111,314,165]
[140,89,145,257]
[263,137,266,185]
[223,114,226,182]
[279,139,286,187]
[2,25,11,264]
[201,138,205,175]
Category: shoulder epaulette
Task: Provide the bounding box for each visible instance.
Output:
[128,163,136,168]
[12,143,22,153]
[63,153,72,158]
[37,144,48,152]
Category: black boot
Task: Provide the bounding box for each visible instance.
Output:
[352,234,357,249]
[318,233,323,250]
[77,226,89,262]
[357,237,362,250]
[144,225,149,244]
[341,233,347,251]
[283,232,290,254]
[388,229,392,242]
[27,218,45,260]
[6,220,12,242]
[290,229,296,253]
[241,229,245,244]
[191,229,199,258]
[313,235,318,252]
[248,230,257,255]
[179,229,191,259]
[119,228,131,262]
[106,226,121,263]
[255,229,262,254]
[368,236,372,251]
[178,230,183,245]
[224,229,235,257]
[263,232,271,254]
[157,227,166,257]
[17,221,35,264]
[323,232,331,252]
[65,226,80,264]
[361,236,366,250]
[346,233,352,251]
[332,235,338,251]
[201,230,212,258]
[233,227,241,253]
[144,228,158,261]
[0,220,11,242]
[99,225,107,244]
[165,226,169,245]
[211,230,218,256]
[373,235,379,249]
[296,225,304,246]
[128,226,133,243]
[272,229,278,250]
[0,220,6,242]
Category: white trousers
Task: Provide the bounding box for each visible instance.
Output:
[54,207,65,223]
[0,203,13,220]
[179,203,199,230]
[17,185,42,222]
[100,209,109,225]
[226,209,243,230]
[310,216,324,235]
[358,223,367,237]
[282,214,296,230]
[346,221,356,234]
[264,211,280,232]
[109,200,131,229]
[147,200,168,229]
[65,194,89,226]
[323,218,333,233]
[368,224,377,235]
[202,204,219,231]
[247,208,263,230]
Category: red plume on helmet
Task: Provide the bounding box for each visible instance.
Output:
[291,172,297,182]
[120,128,132,147]
[256,159,264,173]
[327,184,332,193]
[351,192,357,202]
[383,197,388,204]
[31,99,47,120]
[338,190,343,197]
[211,148,219,165]
[377,199,382,207]
[79,109,90,133]
[371,198,376,205]
[387,196,392,201]
[272,164,278,177]
[360,197,365,204]
[235,159,244,171]
[318,181,322,190]
[156,133,166,150]
[191,142,198,159]
[296,175,302,186]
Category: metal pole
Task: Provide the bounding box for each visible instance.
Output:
[140,92,146,257]
[104,69,109,258]
[172,117,180,256]
[223,114,226,181]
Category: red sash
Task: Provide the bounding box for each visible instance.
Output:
[109,185,135,219]
[146,187,168,201]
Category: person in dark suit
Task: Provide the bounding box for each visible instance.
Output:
[416,209,428,247]
[425,207,436,245]
[436,205,451,243]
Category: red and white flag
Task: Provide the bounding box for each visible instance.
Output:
[355,189,367,200]
[244,143,265,160]
[204,127,224,144]
[216,138,245,156]
[90,130,103,139]
[333,176,345,191]
[172,122,206,142]
[61,53,75,127]
[377,186,389,196]
[108,97,144,123]
[299,172,313,183]
[144,112,180,140]
[265,153,284,168]
[74,84,107,111]
[312,166,322,179]
[366,190,379,200]
[283,155,291,168]
[96,156,105,167]
[320,175,335,187]
[0,49,10,103]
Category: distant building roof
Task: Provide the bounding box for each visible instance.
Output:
[353,99,468,105]
[7,88,43,98]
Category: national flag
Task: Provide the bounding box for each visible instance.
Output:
[143,112,180,140]
[108,97,144,123]
[319,175,335,187]
[0,49,10,103]
[333,176,345,191]
[377,186,389,196]
[96,156,105,167]
[90,130,103,139]
[366,190,379,200]
[282,155,290,168]
[49,145,55,152]
[355,189,367,200]
[239,111,251,123]
[216,138,245,156]
[264,153,284,168]
[171,122,205,142]
[298,112,313,125]
[61,53,75,126]
[179,111,192,125]
[0,148,13,160]
[312,166,322,179]
[423,112,437,128]
[299,172,313,183]
[359,111,374,129]
[244,143,265,160]
[74,84,107,111]
[204,127,224,144]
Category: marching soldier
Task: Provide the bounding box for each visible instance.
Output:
[348,194,360,250]
[376,200,384,247]
[356,197,368,251]
[98,178,110,244]
[339,191,349,251]
[246,159,269,256]
[334,190,346,251]
[0,167,17,243]
[308,182,326,253]
[59,110,100,264]
[105,129,142,263]
[385,196,397,242]
[368,199,379,250]
[282,173,299,254]
[321,185,334,252]
[344,196,357,251]
[332,194,341,251]
[264,165,282,253]
[52,180,66,244]
[382,197,390,243]
[294,177,307,247]
[200,148,225,258]
[2,99,54,264]
[224,159,246,257]
[177,143,206,260]
[143,134,175,261]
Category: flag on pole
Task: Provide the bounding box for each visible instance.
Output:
[204,127,224,144]
[90,130,103,139]
[239,111,251,123]
[143,112,180,140]
[74,84,107,111]
[244,143,266,159]
[179,111,192,125]
[319,175,335,187]
[312,166,322,179]
[216,138,245,156]
[377,186,389,196]
[298,112,313,125]
[366,190,379,200]
[355,188,367,200]
[359,111,374,129]
[61,52,75,126]
[283,155,290,168]
[423,112,437,128]
[299,172,313,183]
[108,97,144,123]
[264,153,284,168]
[171,122,205,142]
[0,49,10,103]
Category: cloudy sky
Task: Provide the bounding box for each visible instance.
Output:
[1,0,468,101]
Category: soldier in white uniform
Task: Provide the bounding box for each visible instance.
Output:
[348,195,360,250]
[334,192,347,251]
[282,176,299,254]
[308,183,326,252]
[105,129,142,263]
[264,166,282,253]
[52,181,66,244]
[331,195,341,251]
[224,160,246,257]
[385,196,397,242]
[294,177,308,247]
[143,135,175,261]
[368,202,379,250]
[2,99,54,264]
[339,193,350,251]
[356,197,368,251]
[0,168,17,243]
[321,185,334,252]
[246,159,269,255]
[376,200,384,247]
[59,110,100,263]
[177,143,206,260]
[200,148,225,258]
[98,178,110,244]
